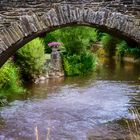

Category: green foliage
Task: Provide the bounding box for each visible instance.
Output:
[116,40,128,57]
[62,36,85,55]
[63,55,81,76]
[116,40,140,59]
[101,34,113,49]
[127,47,140,59]
[53,26,98,76]
[100,33,140,59]
[63,51,97,76]
[43,26,99,76]
[43,34,57,53]
[0,60,23,93]
[49,26,100,54]
[16,38,46,80]
[101,33,118,57]
[80,52,97,73]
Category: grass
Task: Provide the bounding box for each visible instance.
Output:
[35,126,51,140]
[125,108,140,140]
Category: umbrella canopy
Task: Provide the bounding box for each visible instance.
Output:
[48,42,61,47]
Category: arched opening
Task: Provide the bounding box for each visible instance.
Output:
[1,24,140,90]
[0,23,139,68]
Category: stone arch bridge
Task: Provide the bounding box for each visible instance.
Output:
[0,0,140,67]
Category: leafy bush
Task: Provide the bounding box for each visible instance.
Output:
[80,51,97,73]
[101,33,118,57]
[63,51,97,76]
[116,40,128,58]
[127,48,140,59]
[63,54,82,76]
[55,27,98,76]
[116,40,140,59]
[101,34,140,59]
[62,36,85,55]
[15,38,46,80]
[0,60,23,93]
[48,26,101,54]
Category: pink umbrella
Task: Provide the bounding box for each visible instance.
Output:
[48,42,61,47]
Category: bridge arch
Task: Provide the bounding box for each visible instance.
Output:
[0,3,140,67]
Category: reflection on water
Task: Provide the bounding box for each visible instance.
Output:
[0,58,140,140]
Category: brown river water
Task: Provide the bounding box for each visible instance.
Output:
[0,58,140,140]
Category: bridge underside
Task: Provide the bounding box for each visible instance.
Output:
[0,0,140,67]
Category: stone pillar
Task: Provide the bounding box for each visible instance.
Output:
[51,47,61,71]
[49,46,64,77]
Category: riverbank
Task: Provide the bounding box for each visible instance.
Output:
[94,46,140,64]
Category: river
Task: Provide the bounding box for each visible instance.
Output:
[0,58,140,140]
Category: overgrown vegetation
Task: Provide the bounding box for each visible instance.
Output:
[0,37,46,102]
[0,26,140,102]
[127,47,140,59]
[116,40,128,58]
[45,26,98,76]
[0,60,24,95]
[116,40,140,59]
[0,26,100,100]
[15,38,46,81]
[101,33,119,57]
[63,51,97,76]
[100,33,140,59]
